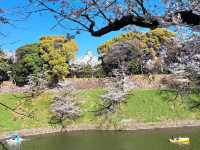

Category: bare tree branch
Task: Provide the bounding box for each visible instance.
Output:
[24,0,200,36]
[135,0,148,15]
[91,0,112,24]
[0,102,33,117]
[89,15,160,36]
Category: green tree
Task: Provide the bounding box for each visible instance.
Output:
[0,50,10,85]
[39,36,78,86]
[12,43,43,86]
[97,28,175,75]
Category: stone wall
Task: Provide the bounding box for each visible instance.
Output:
[0,75,174,92]
[67,74,173,90]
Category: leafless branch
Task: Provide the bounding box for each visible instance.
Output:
[91,0,112,24]
[135,0,148,15]
[26,0,200,37]
[0,102,33,117]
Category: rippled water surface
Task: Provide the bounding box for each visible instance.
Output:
[18,127,200,150]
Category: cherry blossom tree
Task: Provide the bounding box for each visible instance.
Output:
[25,0,200,37]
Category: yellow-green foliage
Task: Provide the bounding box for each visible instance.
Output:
[98,28,175,57]
[39,36,78,81]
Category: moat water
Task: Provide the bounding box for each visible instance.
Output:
[7,127,200,150]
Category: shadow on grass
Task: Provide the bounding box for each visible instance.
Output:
[159,88,200,111]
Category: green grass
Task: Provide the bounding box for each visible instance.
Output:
[124,89,197,122]
[76,88,105,123]
[0,92,54,132]
[77,89,200,125]
[0,88,199,132]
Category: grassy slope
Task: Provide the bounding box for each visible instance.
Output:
[0,89,199,132]
[0,92,54,132]
[77,89,199,124]
[124,89,197,122]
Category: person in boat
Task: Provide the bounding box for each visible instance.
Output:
[171,136,179,140]
[6,134,23,144]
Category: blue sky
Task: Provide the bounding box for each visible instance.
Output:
[0,0,125,58]
[0,0,164,58]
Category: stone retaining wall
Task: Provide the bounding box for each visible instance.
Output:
[0,74,173,92]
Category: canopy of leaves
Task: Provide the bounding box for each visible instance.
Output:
[15,43,40,60]
[98,28,175,74]
[98,28,175,55]
[12,43,43,86]
[39,36,78,86]
[0,50,10,84]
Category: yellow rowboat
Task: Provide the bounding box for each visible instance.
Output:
[169,137,190,144]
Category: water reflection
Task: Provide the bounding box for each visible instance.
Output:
[0,142,21,150]
[21,127,200,150]
[7,144,21,150]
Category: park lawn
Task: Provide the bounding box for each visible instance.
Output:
[0,92,54,132]
[78,89,200,125]
[0,89,200,132]
[76,88,105,123]
[124,89,198,122]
